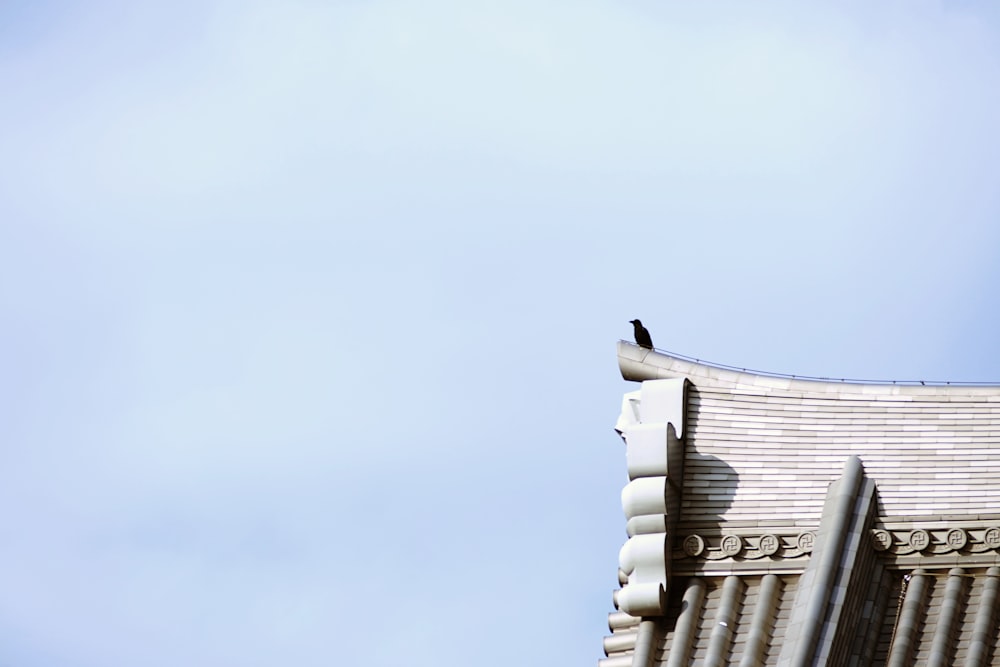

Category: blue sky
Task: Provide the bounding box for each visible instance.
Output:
[2,2,999,665]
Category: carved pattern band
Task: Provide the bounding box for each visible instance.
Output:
[681,525,1000,560]
[677,531,817,560]
[870,526,1000,555]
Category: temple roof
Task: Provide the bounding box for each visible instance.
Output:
[602,344,1000,667]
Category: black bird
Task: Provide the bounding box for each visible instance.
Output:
[630,319,653,350]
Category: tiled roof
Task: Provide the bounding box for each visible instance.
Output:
[602,345,1000,666]
[619,343,1000,526]
[604,568,1000,666]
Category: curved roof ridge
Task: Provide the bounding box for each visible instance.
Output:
[618,341,1000,400]
[618,339,1000,387]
